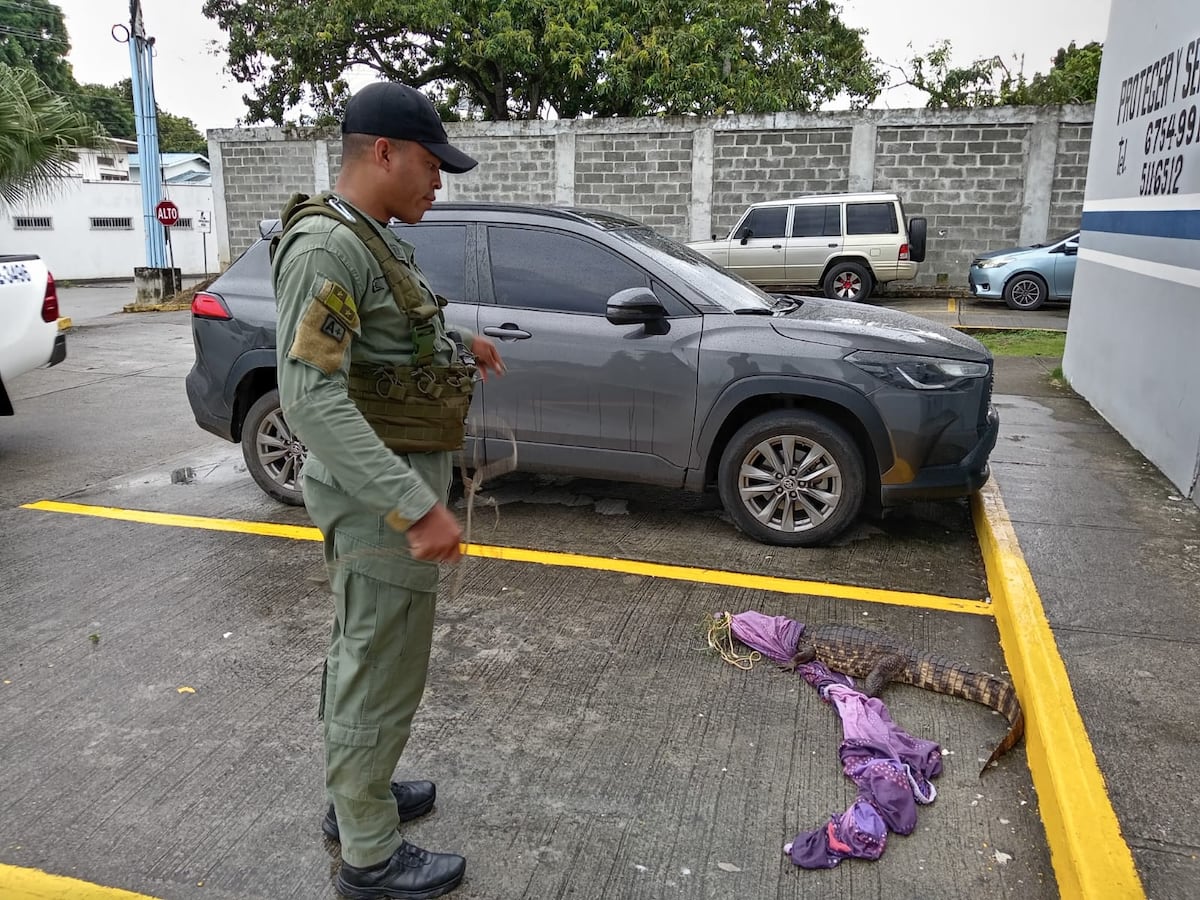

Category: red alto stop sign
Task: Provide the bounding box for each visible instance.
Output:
[155,200,180,226]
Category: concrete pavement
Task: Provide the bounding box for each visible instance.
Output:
[986,356,1200,899]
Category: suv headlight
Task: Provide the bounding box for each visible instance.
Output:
[977,257,1013,269]
[847,350,990,390]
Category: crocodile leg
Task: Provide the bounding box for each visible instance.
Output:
[863,653,908,696]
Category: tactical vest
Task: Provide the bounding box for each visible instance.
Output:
[272,192,476,454]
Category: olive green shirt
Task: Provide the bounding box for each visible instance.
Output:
[271,193,474,538]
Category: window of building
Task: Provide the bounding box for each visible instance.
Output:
[90,217,134,230]
[100,173,130,182]
[175,218,193,229]
[14,217,52,230]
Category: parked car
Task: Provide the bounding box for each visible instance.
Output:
[1,253,66,415]
[968,231,1078,310]
[186,203,997,547]
[686,192,926,302]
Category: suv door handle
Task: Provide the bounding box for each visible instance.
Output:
[483,324,532,340]
[827,243,838,248]
[772,244,782,250]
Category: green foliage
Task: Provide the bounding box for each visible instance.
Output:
[3,3,207,154]
[74,82,136,142]
[201,0,885,123]
[1002,42,1103,106]
[0,62,111,205]
[0,0,74,94]
[901,40,1102,109]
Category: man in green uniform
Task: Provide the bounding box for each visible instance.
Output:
[271,81,504,900]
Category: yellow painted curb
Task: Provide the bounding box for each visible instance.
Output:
[972,480,1144,900]
[0,863,159,899]
[56,316,72,331]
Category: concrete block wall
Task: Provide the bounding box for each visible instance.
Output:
[576,132,693,234]
[210,105,1094,290]
[874,124,1028,286]
[710,129,852,238]
[449,135,558,204]
[1048,123,1093,238]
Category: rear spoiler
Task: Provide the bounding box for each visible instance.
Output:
[258,218,282,239]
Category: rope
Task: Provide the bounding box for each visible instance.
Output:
[706,611,762,671]
[447,418,518,601]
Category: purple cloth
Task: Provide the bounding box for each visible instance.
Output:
[786,662,942,869]
[787,800,887,868]
[728,611,805,665]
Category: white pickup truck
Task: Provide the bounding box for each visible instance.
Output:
[0,254,67,415]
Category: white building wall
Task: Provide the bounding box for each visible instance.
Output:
[0,180,216,280]
[1066,0,1200,505]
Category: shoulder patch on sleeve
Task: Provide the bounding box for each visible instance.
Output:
[288,298,351,375]
[314,277,360,331]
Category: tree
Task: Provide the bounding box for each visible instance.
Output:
[3,2,207,154]
[0,0,74,94]
[201,0,885,122]
[0,63,111,205]
[73,82,137,143]
[897,40,1102,109]
[1002,42,1103,106]
[72,79,208,154]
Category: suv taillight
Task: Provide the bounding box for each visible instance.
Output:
[191,291,232,320]
[898,243,910,261]
[40,272,59,323]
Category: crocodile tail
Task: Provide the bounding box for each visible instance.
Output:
[910,653,1025,771]
[982,707,1026,775]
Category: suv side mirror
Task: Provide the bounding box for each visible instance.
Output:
[1064,242,1078,256]
[736,227,753,245]
[607,287,668,333]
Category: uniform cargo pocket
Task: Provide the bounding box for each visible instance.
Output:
[326,720,380,748]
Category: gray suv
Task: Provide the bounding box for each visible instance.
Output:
[186,203,998,547]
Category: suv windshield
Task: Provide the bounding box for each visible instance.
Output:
[611,226,775,313]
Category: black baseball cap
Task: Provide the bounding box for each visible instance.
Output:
[342,82,478,174]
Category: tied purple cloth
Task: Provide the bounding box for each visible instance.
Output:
[727,610,805,664]
[786,663,942,869]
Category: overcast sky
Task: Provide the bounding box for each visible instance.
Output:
[52,0,1113,133]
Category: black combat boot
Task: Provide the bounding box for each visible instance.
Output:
[322,781,437,841]
[336,841,465,899]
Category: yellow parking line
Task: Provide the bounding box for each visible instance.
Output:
[947,297,958,312]
[0,863,159,899]
[973,482,1144,899]
[22,499,991,615]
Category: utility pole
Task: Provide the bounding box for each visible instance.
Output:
[118,0,179,305]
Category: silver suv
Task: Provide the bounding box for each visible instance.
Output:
[688,192,927,302]
[186,203,994,547]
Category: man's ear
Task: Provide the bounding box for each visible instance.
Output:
[373,137,393,167]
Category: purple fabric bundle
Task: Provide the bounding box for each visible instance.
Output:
[724,611,943,870]
[727,611,804,665]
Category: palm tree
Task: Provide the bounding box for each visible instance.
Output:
[0,63,111,206]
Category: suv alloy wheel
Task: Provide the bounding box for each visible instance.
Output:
[241,389,307,506]
[717,410,866,546]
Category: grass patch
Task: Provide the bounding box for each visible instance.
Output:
[971,329,1066,357]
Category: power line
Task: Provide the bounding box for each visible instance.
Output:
[0,24,70,46]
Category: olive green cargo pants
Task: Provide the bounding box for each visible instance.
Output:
[305,466,449,869]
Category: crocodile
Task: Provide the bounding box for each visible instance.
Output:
[790,623,1024,774]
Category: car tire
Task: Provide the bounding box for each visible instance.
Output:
[823,261,873,302]
[241,389,306,506]
[1003,273,1048,311]
[717,410,866,547]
